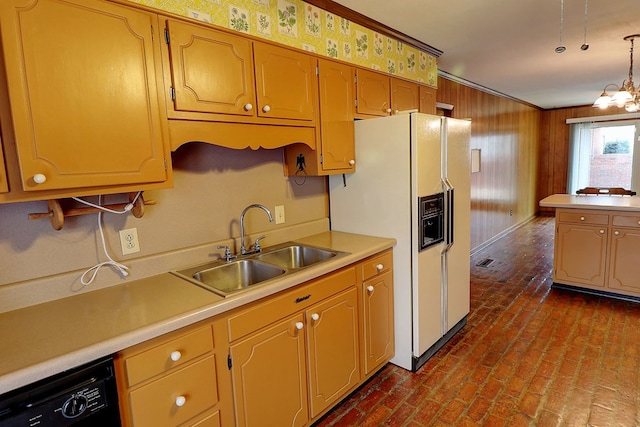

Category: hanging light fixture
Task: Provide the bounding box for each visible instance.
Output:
[593,34,640,112]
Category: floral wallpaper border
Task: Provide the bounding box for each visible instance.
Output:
[127,0,438,87]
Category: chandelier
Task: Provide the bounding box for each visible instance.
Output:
[593,34,640,112]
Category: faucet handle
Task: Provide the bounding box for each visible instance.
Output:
[217,245,235,262]
[254,236,266,253]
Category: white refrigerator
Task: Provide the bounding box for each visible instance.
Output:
[329,112,471,371]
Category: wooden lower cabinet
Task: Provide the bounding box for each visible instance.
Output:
[554,223,608,288]
[608,224,640,293]
[553,208,640,298]
[116,250,394,426]
[306,288,359,417]
[115,323,233,427]
[230,313,309,427]
[360,250,394,376]
[227,267,360,426]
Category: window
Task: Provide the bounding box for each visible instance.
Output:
[567,120,640,195]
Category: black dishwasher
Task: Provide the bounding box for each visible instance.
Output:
[0,356,121,426]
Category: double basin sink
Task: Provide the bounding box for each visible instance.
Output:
[171,243,348,297]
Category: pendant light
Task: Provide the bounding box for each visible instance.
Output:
[593,35,640,112]
[555,0,566,53]
[580,0,589,51]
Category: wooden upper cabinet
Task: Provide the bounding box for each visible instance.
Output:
[0,0,168,191]
[165,19,255,117]
[253,43,317,122]
[0,133,7,194]
[356,69,427,117]
[355,68,391,117]
[390,78,419,114]
[419,85,437,114]
[317,59,355,172]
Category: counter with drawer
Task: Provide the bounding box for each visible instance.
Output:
[540,194,640,298]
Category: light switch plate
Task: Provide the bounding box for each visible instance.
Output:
[275,205,285,224]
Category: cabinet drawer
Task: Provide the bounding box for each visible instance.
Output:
[129,356,219,427]
[227,267,356,342]
[557,211,609,226]
[125,326,213,386]
[179,408,221,427]
[612,215,640,228]
[362,250,393,280]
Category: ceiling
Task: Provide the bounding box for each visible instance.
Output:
[332,0,640,109]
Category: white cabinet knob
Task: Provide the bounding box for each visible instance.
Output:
[349,160,355,166]
[262,105,271,113]
[170,351,182,362]
[637,220,640,225]
[311,313,320,321]
[385,108,392,113]
[376,263,384,271]
[295,321,304,330]
[580,216,585,221]
[175,396,186,407]
[33,173,47,184]
[394,110,399,115]
[367,285,374,293]
[614,231,620,235]
[244,103,253,111]
[599,229,605,234]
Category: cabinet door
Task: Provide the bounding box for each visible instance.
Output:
[318,59,355,173]
[0,132,8,193]
[419,86,437,114]
[306,288,359,417]
[230,314,309,427]
[253,43,317,121]
[554,224,608,287]
[165,19,255,117]
[0,0,167,191]
[355,68,390,116]
[390,78,419,114]
[362,270,395,374]
[608,228,640,294]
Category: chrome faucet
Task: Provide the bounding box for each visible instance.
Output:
[240,204,274,255]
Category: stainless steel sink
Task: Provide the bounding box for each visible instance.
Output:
[171,242,348,297]
[257,245,338,269]
[173,259,285,297]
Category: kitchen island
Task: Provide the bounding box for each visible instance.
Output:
[540,194,640,299]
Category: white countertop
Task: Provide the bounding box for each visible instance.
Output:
[540,194,640,211]
[0,231,395,395]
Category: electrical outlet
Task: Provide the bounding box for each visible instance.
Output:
[119,228,140,255]
[275,205,285,224]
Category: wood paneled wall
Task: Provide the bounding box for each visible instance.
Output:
[437,77,541,251]
[538,106,624,214]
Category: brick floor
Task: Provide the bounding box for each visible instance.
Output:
[314,215,640,426]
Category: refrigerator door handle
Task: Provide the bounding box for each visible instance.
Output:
[442,178,454,253]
